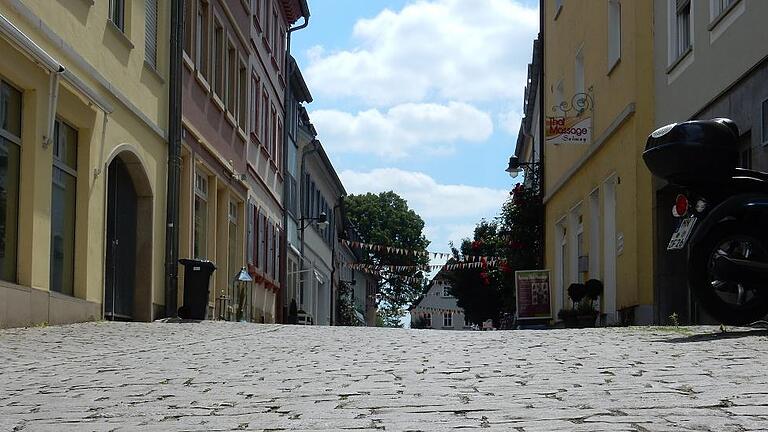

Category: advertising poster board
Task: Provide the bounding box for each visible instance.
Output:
[515,270,552,320]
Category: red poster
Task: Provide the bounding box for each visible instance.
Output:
[515,270,552,320]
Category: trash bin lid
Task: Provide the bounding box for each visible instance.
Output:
[179,258,217,270]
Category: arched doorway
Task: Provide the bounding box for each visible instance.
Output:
[104,151,153,321]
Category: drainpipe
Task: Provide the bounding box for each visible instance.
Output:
[280,10,310,322]
[164,0,184,318]
[329,200,342,325]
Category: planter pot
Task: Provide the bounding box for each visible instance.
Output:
[576,314,597,328]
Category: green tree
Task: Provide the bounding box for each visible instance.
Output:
[447,220,514,328]
[448,176,543,328]
[344,192,430,327]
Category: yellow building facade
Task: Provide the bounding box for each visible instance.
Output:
[0,0,169,327]
[543,0,655,324]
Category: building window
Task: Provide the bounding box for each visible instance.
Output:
[276,119,283,171]
[193,171,208,259]
[226,42,237,113]
[443,312,453,327]
[270,105,277,157]
[213,20,224,98]
[250,72,261,138]
[464,315,470,327]
[109,0,126,32]
[608,0,621,70]
[145,0,158,69]
[51,119,78,296]
[238,60,247,129]
[673,0,692,62]
[265,0,271,49]
[442,286,450,297]
[262,90,269,146]
[574,46,584,95]
[0,80,21,283]
[762,98,768,146]
[423,312,432,327]
[228,200,239,285]
[711,0,734,21]
[183,0,192,56]
[195,0,209,79]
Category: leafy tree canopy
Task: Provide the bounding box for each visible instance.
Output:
[344,191,430,327]
[447,178,543,328]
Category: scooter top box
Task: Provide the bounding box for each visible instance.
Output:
[643,118,740,184]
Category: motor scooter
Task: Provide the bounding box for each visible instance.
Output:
[643,118,768,325]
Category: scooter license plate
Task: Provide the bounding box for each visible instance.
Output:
[667,217,697,251]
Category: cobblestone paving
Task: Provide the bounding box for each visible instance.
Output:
[1,322,768,431]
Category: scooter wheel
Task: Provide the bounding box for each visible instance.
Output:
[689,222,768,326]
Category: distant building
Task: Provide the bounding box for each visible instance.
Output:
[652,0,768,323]
[409,272,473,330]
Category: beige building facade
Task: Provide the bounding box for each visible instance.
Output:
[0,0,170,327]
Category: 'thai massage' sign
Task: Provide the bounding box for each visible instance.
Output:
[546,115,592,145]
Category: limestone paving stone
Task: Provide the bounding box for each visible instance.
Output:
[1,322,768,431]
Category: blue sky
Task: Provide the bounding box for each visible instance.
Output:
[292,0,540,255]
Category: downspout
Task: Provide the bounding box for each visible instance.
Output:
[164,0,184,318]
[329,200,342,325]
[280,12,310,323]
[538,4,546,268]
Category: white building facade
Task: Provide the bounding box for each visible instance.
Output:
[410,273,473,330]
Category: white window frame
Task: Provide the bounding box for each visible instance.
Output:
[144,0,158,69]
[443,311,453,327]
[668,0,693,69]
[574,45,585,96]
[607,0,621,72]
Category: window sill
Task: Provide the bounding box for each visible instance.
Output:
[259,144,271,159]
[270,55,279,71]
[143,60,165,83]
[708,0,742,31]
[607,56,621,76]
[195,72,211,93]
[212,94,226,113]
[80,0,94,6]
[253,18,262,34]
[666,46,693,74]
[237,127,247,142]
[106,21,134,49]
[226,112,237,128]
[183,52,194,71]
[262,35,272,54]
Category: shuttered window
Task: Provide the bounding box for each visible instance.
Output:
[145,0,158,68]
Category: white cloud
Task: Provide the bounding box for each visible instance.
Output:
[340,168,508,251]
[310,102,493,158]
[499,107,523,136]
[340,168,508,219]
[305,0,538,106]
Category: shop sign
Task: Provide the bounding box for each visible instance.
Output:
[515,270,552,320]
[545,115,592,145]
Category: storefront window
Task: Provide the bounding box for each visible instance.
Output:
[193,171,208,259]
[0,81,21,282]
[50,119,77,295]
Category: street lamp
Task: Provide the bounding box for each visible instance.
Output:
[505,155,539,178]
[232,267,253,322]
[300,211,328,230]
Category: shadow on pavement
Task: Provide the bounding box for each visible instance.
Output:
[661,329,768,343]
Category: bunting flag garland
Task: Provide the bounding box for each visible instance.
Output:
[340,259,501,277]
[340,239,503,263]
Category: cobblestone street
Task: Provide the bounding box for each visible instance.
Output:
[1,322,768,431]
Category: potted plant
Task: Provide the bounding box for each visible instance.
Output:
[558,280,604,328]
[577,279,604,327]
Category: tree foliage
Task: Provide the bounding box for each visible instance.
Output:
[344,191,430,327]
[447,175,543,328]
